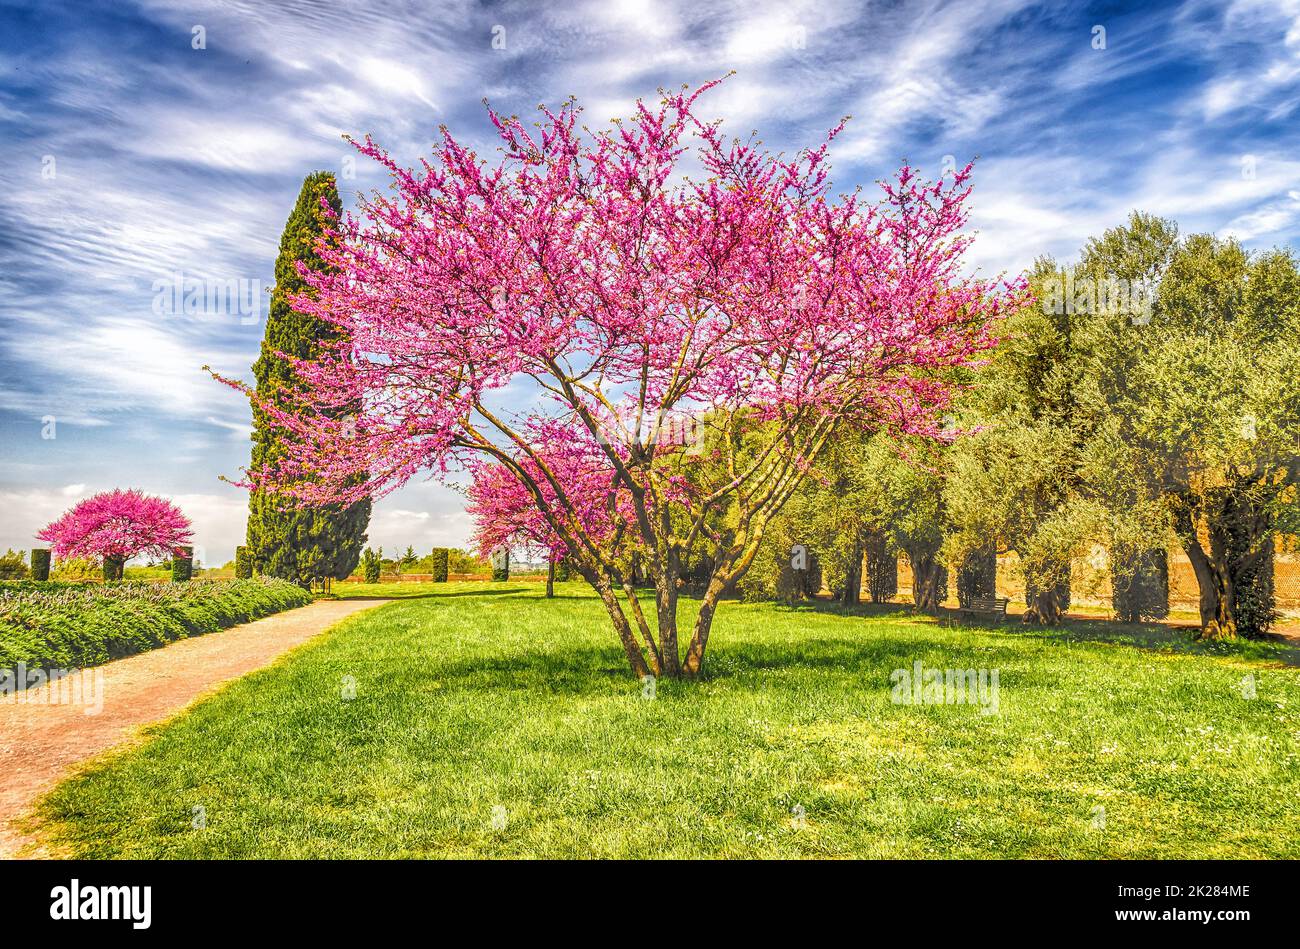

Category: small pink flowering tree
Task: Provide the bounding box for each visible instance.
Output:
[214,80,1024,677]
[467,419,635,599]
[37,489,193,581]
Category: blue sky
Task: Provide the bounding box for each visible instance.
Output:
[2,0,1299,565]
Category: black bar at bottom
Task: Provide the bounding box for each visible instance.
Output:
[0,858,1285,935]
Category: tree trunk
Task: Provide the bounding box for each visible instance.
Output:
[655,548,682,677]
[546,557,555,598]
[1176,489,1275,640]
[579,561,655,670]
[840,536,863,607]
[865,533,898,604]
[1180,517,1226,635]
[682,574,727,677]
[103,555,125,582]
[1023,568,1070,625]
[590,573,652,678]
[905,545,947,614]
[1023,585,1064,624]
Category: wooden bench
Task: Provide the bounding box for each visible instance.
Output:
[958,595,1010,622]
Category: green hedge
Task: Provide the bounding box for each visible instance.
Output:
[31,549,50,582]
[171,546,194,582]
[431,548,449,582]
[0,577,312,672]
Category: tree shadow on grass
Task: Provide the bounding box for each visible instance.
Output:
[1020,619,1300,667]
[421,630,997,698]
[724,596,1300,667]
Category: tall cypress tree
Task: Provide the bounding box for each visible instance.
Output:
[246,172,370,586]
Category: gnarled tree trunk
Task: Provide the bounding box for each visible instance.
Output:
[905,543,947,613]
[1176,488,1275,640]
[1023,565,1070,625]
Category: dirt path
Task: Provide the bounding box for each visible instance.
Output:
[0,597,391,858]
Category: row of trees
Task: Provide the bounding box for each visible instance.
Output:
[742,213,1299,639]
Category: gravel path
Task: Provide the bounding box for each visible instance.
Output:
[0,597,391,858]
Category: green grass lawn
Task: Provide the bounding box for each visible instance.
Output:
[32,582,1300,858]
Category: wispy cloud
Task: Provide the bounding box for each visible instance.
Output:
[2,0,1299,562]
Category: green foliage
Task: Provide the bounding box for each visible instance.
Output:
[171,546,193,582]
[361,547,382,585]
[399,546,418,573]
[30,548,50,582]
[1233,532,1277,638]
[0,549,28,580]
[246,171,370,586]
[430,548,449,582]
[1111,547,1169,623]
[948,214,1299,634]
[49,557,101,582]
[554,557,571,582]
[735,531,822,603]
[234,545,252,579]
[0,577,311,672]
[446,549,481,574]
[945,261,1090,623]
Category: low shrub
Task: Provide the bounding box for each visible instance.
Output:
[50,557,104,582]
[361,547,382,584]
[0,549,28,580]
[0,577,312,672]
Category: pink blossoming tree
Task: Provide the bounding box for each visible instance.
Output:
[215,80,1024,678]
[37,489,193,581]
